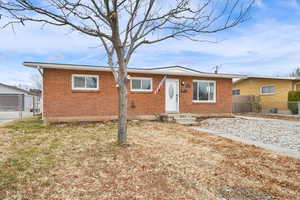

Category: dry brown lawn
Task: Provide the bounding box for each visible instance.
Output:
[0,117,299,200]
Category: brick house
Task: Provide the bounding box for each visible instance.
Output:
[24,62,242,123]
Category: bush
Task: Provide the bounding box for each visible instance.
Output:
[288,91,300,114]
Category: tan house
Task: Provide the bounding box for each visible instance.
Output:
[233,76,300,114]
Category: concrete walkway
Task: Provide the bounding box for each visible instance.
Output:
[0,119,13,125]
[193,127,300,159]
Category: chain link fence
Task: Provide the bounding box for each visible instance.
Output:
[0,94,40,120]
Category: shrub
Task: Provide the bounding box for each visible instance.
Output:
[288,91,300,114]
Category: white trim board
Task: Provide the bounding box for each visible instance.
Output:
[72,74,99,91]
[23,62,244,79]
[130,77,153,92]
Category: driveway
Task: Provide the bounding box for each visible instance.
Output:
[194,116,300,159]
[0,111,33,121]
[0,119,14,124]
[0,119,13,124]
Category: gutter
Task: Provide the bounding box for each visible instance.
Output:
[23,62,246,79]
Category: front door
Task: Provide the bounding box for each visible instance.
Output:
[165,79,179,113]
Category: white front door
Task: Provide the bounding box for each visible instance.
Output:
[165,79,179,113]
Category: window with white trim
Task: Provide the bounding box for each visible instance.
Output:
[130,77,152,91]
[193,80,216,102]
[295,83,300,91]
[72,74,99,90]
[260,85,275,95]
[232,89,240,95]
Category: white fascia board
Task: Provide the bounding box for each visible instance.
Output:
[248,76,300,80]
[23,62,245,79]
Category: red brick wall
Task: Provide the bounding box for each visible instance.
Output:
[43,69,232,118]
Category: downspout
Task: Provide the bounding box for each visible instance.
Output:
[37,65,43,76]
[37,65,44,119]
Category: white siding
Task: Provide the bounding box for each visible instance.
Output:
[0,84,27,94]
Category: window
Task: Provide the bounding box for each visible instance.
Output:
[260,85,275,95]
[130,77,152,91]
[193,80,216,102]
[72,74,99,90]
[232,89,240,95]
[295,83,300,91]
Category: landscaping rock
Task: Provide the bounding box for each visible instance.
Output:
[198,117,300,152]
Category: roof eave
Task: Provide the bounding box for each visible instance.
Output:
[234,77,300,84]
[23,62,244,79]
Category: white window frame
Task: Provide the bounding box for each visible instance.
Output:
[130,77,153,92]
[192,80,216,103]
[294,82,300,91]
[260,85,275,95]
[72,74,99,91]
[232,89,240,95]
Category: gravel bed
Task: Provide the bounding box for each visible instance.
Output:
[198,117,300,152]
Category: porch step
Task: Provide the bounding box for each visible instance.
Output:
[173,115,193,119]
[159,113,198,126]
[174,117,196,122]
[176,121,199,126]
[175,117,197,125]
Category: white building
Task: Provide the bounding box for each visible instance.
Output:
[0,83,40,119]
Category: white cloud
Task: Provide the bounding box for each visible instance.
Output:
[125,18,300,76]
[278,0,300,9]
[0,21,99,54]
[0,3,300,83]
[255,0,265,8]
[135,19,300,59]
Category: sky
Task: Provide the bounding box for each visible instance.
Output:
[1,0,300,88]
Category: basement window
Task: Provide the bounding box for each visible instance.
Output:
[130,77,153,92]
[72,74,99,90]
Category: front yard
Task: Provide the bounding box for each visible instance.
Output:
[0,118,299,200]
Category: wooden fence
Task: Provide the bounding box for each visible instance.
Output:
[232,95,259,113]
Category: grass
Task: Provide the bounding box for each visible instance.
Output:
[0,117,299,200]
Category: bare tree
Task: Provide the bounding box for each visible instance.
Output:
[290,67,300,78]
[0,0,254,145]
[30,73,42,90]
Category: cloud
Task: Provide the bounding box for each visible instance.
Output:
[278,0,300,9]
[0,20,100,54]
[124,18,300,75]
[0,62,35,86]
[1,1,300,86]
[136,19,300,59]
[255,0,265,8]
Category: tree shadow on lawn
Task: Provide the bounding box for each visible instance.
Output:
[0,119,299,200]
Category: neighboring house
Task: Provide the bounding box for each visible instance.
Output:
[233,76,300,114]
[24,62,243,123]
[0,83,41,118]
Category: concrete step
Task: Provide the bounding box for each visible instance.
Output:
[159,113,196,123]
[174,118,196,122]
[175,117,197,126]
[173,114,193,118]
[173,115,195,119]
[176,121,199,126]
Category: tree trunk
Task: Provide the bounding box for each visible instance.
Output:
[117,71,127,145]
[109,7,128,145]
